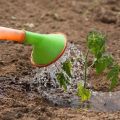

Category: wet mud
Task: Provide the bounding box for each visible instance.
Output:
[30,43,120,112]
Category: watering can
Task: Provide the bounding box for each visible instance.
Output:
[0,27,67,67]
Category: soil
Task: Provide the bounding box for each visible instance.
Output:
[0,0,120,119]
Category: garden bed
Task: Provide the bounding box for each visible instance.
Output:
[0,0,120,119]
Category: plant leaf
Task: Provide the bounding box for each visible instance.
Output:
[87,31,106,57]
[56,72,70,91]
[77,83,91,102]
[107,64,120,79]
[62,60,72,77]
[107,64,120,90]
[110,76,118,90]
[95,54,113,74]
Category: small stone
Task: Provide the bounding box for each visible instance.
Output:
[25,23,35,28]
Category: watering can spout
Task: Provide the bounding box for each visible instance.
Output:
[0,27,67,67]
[24,31,67,67]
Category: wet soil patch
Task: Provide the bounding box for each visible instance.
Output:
[31,43,120,112]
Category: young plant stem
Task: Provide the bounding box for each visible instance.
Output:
[84,50,89,88]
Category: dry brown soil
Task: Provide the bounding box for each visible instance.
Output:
[0,0,120,119]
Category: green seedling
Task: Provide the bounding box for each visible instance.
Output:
[56,30,120,102]
[77,30,120,101]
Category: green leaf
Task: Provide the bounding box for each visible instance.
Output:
[87,31,106,57]
[56,72,70,91]
[107,64,120,79]
[95,55,113,74]
[110,76,118,90]
[107,64,120,90]
[62,60,72,77]
[77,83,91,102]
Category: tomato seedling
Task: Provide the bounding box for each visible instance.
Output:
[56,30,120,102]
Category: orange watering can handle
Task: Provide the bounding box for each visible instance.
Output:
[0,27,25,43]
